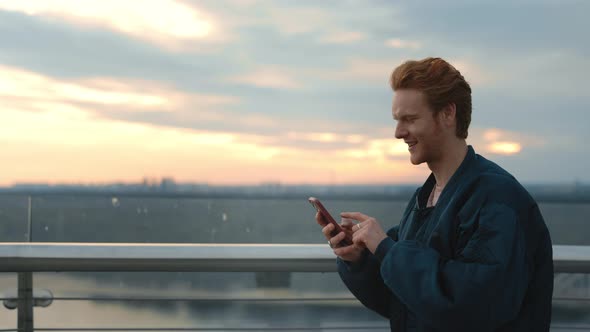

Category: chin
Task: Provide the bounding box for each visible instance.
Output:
[409,153,425,165]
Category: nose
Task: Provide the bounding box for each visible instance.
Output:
[395,122,407,139]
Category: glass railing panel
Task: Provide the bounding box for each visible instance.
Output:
[538,202,590,245]
[553,273,590,329]
[1,194,589,330]
[22,195,590,246]
[32,271,387,331]
[0,273,17,331]
[0,195,29,242]
[28,196,409,244]
[0,195,27,331]
[23,271,590,330]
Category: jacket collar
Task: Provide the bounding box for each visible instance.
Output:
[417,145,476,208]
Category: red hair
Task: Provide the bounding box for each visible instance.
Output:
[390,57,472,138]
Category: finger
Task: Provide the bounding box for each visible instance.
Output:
[330,231,346,246]
[351,222,363,233]
[316,212,328,226]
[353,241,367,249]
[353,234,365,247]
[340,219,354,230]
[334,242,365,256]
[333,244,357,256]
[341,218,356,225]
[321,223,334,238]
[352,228,365,244]
[340,211,371,222]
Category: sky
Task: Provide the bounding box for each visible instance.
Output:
[0,0,589,186]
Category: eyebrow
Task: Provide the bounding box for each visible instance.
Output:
[393,113,418,121]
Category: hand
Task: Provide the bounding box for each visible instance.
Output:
[315,212,366,263]
[342,212,388,254]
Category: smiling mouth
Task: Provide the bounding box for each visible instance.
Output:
[407,142,417,149]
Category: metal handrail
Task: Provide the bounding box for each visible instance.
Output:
[1,243,589,332]
[0,243,588,273]
[35,328,390,331]
[0,328,391,331]
[0,243,334,272]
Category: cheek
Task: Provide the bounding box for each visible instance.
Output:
[419,121,438,137]
[410,124,426,138]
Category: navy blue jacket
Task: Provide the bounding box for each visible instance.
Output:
[338,146,553,331]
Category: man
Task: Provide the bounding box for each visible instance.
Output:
[317,57,554,331]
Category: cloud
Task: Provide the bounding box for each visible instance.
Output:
[228,66,301,89]
[0,62,421,185]
[0,64,237,114]
[0,10,224,86]
[0,62,384,139]
[337,139,408,162]
[0,107,283,185]
[313,57,494,89]
[320,31,365,44]
[0,0,223,50]
[264,6,329,36]
[312,58,403,84]
[0,65,165,108]
[0,64,253,146]
[469,127,546,156]
[447,59,496,87]
[497,51,590,99]
[1,101,425,185]
[1,63,423,185]
[487,142,522,155]
[384,38,421,49]
[1,1,589,184]
[287,132,340,143]
[397,2,590,56]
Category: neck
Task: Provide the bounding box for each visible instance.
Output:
[427,139,468,189]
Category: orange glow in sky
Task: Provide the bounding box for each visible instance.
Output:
[487,142,522,155]
[0,63,529,186]
[0,64,432,186]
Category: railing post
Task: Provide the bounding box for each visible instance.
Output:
[17,272,34,332]
[18,195,34,332]
[25,196,32,242]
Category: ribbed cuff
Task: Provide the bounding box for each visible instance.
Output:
[374,237,396,262]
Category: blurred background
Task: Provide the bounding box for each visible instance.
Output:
[0,1,589,331]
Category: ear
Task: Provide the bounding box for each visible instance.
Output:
[440,103,457,128]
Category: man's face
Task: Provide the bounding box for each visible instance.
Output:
[392,89,445,165]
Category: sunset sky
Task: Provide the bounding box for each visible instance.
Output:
[1,0,588,186]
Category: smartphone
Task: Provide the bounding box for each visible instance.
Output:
[308,197,352,246]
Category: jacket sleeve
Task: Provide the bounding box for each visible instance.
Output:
[337,226,404,320]
[375,201,529,331]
